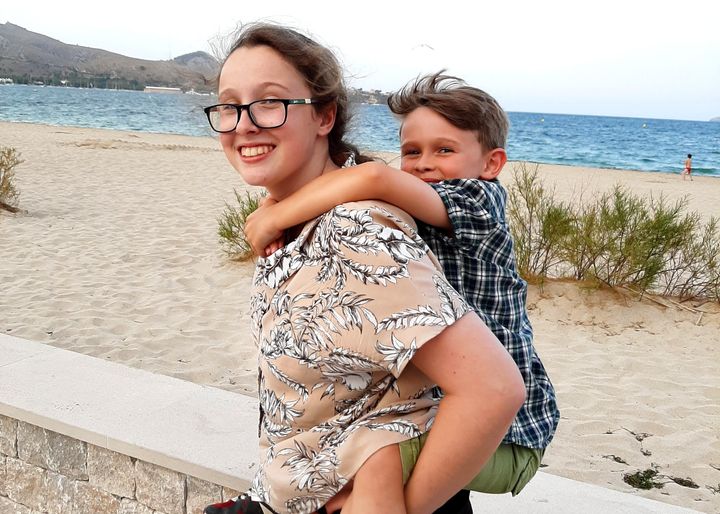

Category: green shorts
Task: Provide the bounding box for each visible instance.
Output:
[399,433,543,496]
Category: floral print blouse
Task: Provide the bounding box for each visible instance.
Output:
[248,201,470,514]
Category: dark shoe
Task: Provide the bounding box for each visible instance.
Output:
[203,493,277,514]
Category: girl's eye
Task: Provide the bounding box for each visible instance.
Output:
[439,147,453,153]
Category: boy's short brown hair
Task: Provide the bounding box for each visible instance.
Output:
[388,71,509,151]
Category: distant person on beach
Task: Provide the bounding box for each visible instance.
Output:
[202,23,525,514]
[244,72,560,512]
[682,153,693,180]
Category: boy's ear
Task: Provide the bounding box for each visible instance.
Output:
[317,102,337,137]
[479,148,507,180]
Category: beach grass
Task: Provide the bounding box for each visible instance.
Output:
[0,146,21,213]
[216,160,720,303]
[217,189,265,261]
[507,162,720,302]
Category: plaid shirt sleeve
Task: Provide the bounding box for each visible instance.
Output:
[432,179,502,242]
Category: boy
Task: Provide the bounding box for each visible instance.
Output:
[243,72,559,513]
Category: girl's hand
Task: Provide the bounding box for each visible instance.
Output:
[244,197,284,257]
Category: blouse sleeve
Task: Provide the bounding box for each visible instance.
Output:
[307,200,471,378]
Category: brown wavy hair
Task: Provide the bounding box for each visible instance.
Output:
[220,22,373,166]
[388,71,509,150]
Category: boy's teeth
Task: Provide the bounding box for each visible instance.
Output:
[242,145,271,157]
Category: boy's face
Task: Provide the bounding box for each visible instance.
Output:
[399,107,499,183]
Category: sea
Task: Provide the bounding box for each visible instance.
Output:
[1,84,718,176]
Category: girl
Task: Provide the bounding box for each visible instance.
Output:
[203,23,524,514]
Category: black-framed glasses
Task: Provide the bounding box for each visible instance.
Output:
[203,98,320,133]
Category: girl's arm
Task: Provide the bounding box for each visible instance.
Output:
[243,161,450,256]
[403,312,525,514]
[331,312,524,514]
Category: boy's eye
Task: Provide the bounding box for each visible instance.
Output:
[438,147,454,153]
[401,149,420,156]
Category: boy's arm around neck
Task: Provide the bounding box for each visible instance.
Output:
[271,161,451,231]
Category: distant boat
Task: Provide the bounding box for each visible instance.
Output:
[0,78,13,85]
[144,86,182,94]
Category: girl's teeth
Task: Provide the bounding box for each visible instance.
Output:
[242,146,270,157]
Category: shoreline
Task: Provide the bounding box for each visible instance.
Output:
[1,122,718,512]
[2,118,719,179]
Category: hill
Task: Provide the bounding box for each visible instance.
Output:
[0,22,218,92]
[0,22,389,103]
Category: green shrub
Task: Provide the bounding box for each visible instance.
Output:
[507,162,574,279]
[589,188,690,291]
[0,146,22,213]
[217,189,265,261]
[563,201,603,281]
[658,217,720,301]
[506,162,720,302]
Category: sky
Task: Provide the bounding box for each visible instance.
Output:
[3,0,719,121]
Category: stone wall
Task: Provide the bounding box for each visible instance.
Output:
[0,414,240,514]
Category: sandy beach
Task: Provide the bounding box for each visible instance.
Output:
[1,121,718,512]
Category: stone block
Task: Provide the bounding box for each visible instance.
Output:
[0,495,33,514]
[0,455,5,495]
[88,444,136,498]
[186,476,222,514]
[0,414,18,457]
[119,498,157,514]
[135,460,185,514]
[44,470,80,514]
[222,486,242,502]
[17,422,87,479]
[4,457,50,512]
[5,458,87,514]
[71,480,121,514]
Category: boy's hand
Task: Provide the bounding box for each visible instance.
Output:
[244,197,285,257]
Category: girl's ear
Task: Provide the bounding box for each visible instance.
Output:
[317,102,337,137]
[479,148,507,180]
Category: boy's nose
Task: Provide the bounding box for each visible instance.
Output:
[415,155,435,171]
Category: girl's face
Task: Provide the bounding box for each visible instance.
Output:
[218,45,334,199]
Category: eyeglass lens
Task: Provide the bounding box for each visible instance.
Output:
[208,100,287,132]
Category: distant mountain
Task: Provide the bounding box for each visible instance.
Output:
[0,22,389,103]
[710,117,720,122]
[0,22,218,91]
[172,51,219,80]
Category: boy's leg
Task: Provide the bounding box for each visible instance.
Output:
[400,433,543,496]
[463,443,542,495]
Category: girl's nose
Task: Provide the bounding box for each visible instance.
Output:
[235,108,259,134]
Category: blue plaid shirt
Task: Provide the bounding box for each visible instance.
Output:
[417,178,559,449]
